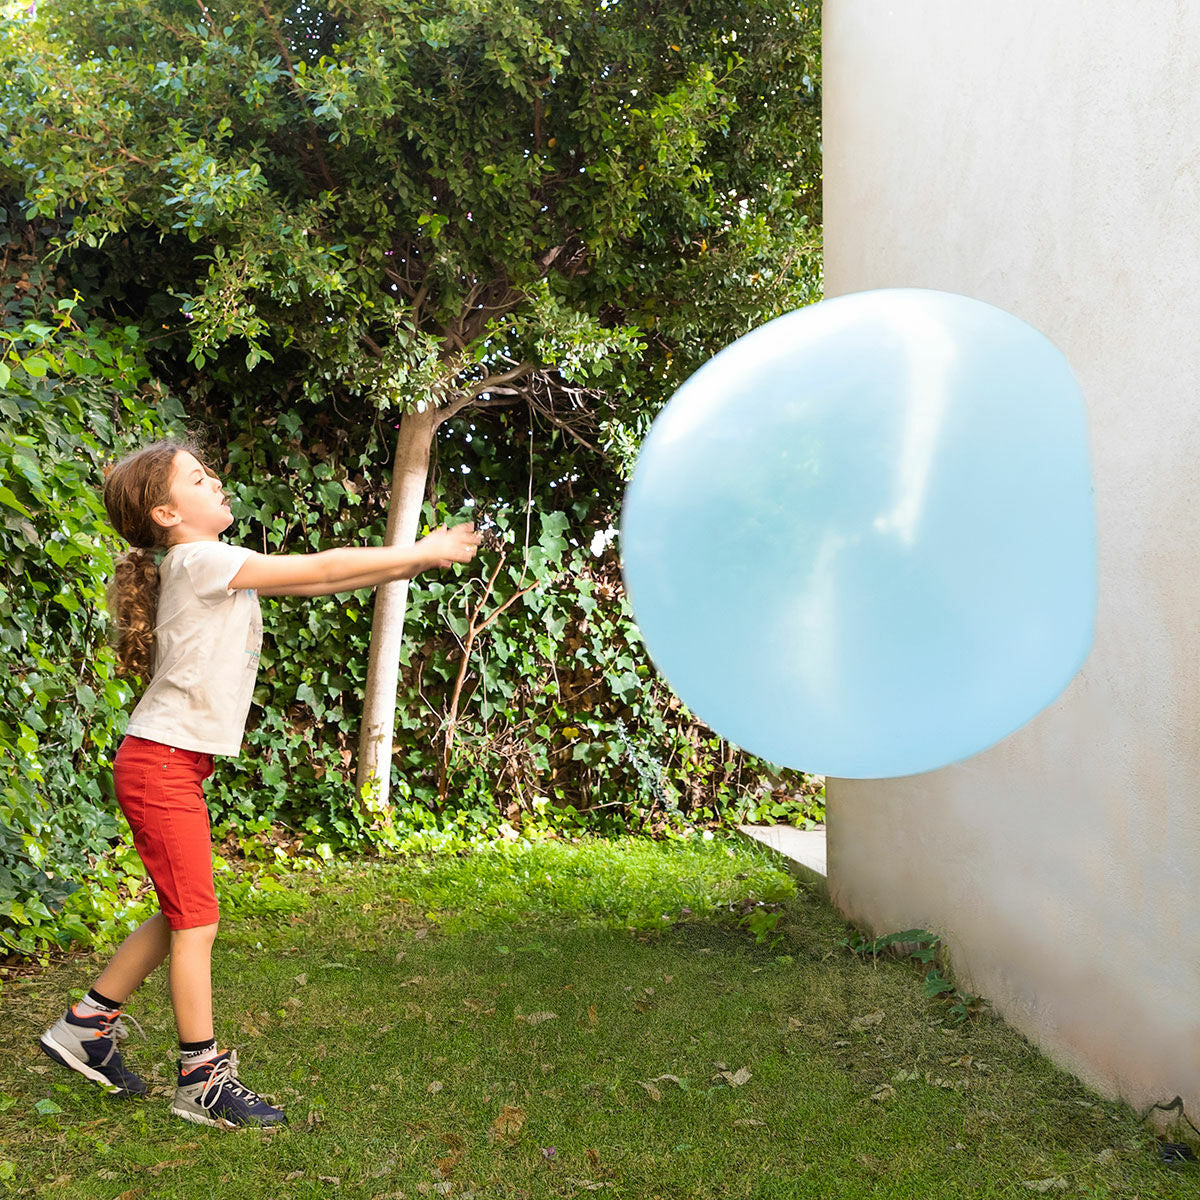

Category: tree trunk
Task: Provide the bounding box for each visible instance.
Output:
[356,406,439,809]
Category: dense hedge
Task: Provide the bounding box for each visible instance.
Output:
[0,227,186,957]
[203,380,823,852]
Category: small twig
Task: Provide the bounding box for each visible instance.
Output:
[438,549,541,801]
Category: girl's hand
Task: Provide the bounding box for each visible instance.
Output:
[419,523,482,568]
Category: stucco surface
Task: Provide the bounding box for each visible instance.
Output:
[823,0,1200,1116]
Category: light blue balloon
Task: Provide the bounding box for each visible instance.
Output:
[620,289,1096,778]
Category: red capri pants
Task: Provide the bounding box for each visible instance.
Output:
[113,735,219,930]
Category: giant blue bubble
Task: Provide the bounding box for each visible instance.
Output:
[620,289,1096,779]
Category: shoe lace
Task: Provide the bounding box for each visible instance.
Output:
[94,1011,145,1069]
[198,1050,267,1111]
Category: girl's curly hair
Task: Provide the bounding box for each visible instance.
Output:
[102,440,198,679]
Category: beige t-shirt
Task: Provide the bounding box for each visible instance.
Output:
[124,540,263,756]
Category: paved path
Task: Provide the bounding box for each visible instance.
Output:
[737,824,828,895]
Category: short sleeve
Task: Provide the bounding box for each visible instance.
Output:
[177,541,254,602]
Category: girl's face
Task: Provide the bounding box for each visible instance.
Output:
[152,451,234,543]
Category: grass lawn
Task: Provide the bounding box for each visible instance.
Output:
[1,835,1195,1199]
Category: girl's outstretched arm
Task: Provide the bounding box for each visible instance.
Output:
[229,524,481,598]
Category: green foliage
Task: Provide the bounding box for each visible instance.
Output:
[0,0,821,431]
[0,218,186,956]
[202,395,821,852]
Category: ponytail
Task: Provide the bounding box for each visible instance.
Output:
[107,547,161,679]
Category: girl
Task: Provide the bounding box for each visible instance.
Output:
[39,440,480,1128]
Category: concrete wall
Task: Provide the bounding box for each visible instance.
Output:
[823,0,1200,1120]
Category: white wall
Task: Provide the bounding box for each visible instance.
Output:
[823,0,1200,1120]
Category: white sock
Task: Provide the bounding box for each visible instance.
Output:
[180,1040,221,1069]
[74,991,121,1018]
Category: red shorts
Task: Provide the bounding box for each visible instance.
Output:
[113,736,219,930]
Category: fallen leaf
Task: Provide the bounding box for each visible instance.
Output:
[586,1149,601,1170]
[565,1181,613,1192]
[437,1132,465,1174]
[850,1010,885,1032]
[733,1118,766,1127]
[587,1005,597,1026]
[285,1171,304,1181]
[148,1159,187,1176]
[427,1080,444,1094]
[637,1080,662,1102]
[870,1085,896,1102]
[519,1011,558,1026]
[1021,1179,1068,1193]
[490,1104,526,1144]
[294,974,308,986]
[718,1067,752,1087]
[318,1177,341,1186]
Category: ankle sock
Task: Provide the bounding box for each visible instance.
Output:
[179,1038,219,1069]
[73,989,122,1019]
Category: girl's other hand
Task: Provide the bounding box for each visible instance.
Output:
[420,523,482,568]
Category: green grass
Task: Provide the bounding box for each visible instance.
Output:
[1,835,1195,1199]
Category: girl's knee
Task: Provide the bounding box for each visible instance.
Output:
[170,920,220,951]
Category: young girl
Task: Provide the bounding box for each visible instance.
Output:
[39,440,480,1128]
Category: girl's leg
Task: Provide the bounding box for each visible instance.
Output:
[38,914,166,1096]
[90,911,171,1004]
[169,922,219,1043]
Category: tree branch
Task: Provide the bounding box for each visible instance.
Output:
[436,361,534,424]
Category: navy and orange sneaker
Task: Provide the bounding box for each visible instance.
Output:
[39,1006,148,1098]
[171,1049,286,1128]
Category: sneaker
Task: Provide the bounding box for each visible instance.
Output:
[39,1006,148,1098]
[171,1049,287,1128]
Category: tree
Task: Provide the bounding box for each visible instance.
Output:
[1,0,821,807]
